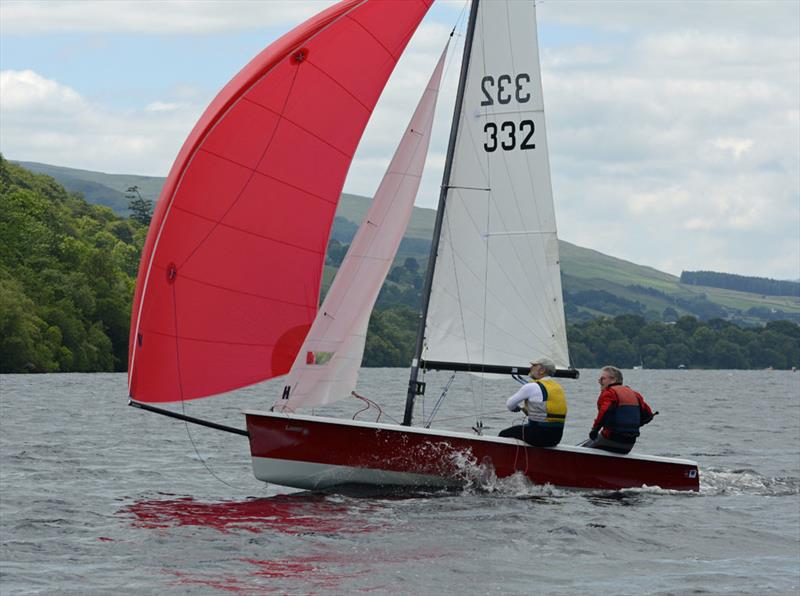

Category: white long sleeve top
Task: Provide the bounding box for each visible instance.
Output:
[506,377,551,411]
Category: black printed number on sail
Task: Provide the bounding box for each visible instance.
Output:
[481,73,535,152]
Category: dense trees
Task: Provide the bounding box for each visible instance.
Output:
[364,260,799,369]
[681,270,800,297]
[363,305,417,367]
[2,158,798,373]
[0,156,143,372]
[567,315,798,370]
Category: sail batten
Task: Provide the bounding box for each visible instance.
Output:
[129,0,432,403]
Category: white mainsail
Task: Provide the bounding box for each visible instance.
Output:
[423,0,569,369]
[275,45,449,411]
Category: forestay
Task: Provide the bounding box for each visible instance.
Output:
[422,0,569,369]
[275,44,449,411]
[127,0,432,403]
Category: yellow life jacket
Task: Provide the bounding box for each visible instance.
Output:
[525,378,567,427]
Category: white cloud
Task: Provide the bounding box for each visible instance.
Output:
[0,1,797,279]
[1,69,201,175]
[540,0,799,38]
[145,101,182,113]
[0,69,84,110]
[712,138,754,160]
[535,2,799,279]
[0,0,335,35]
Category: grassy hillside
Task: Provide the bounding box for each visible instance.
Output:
[15,160,799,325]
[15,161,163,216]
[335,197,800,324]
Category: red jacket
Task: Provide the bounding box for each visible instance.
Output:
[592,384,654,438]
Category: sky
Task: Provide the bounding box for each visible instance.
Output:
[1,0,798,281]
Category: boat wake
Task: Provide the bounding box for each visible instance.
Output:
[447,450,571,498]
[699,468,799,496]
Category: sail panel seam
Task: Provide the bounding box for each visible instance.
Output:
[346,0,431,62]
[241,95,365,159]
[170,204,326,257]
[137,328,287,348]
[430,265,556,346]
[195,149,338,207]
[437,190,548,338]
[152,266,316,309]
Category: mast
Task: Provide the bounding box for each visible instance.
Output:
[403,0,481,426]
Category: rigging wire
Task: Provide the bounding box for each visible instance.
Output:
[180,400,254,492]
[424,372,457,428]
[168,232,254,492]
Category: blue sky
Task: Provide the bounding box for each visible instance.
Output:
[1,0,798,281]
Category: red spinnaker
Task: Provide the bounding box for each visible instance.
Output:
[128,0,432,402]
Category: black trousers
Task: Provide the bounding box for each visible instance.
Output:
[499,423,563,447]
[581,433,636,454]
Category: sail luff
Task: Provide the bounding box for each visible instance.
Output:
[403,0,482,426]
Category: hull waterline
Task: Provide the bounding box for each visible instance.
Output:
[245,411,700,492]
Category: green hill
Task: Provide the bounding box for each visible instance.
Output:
[2,157,797,372]
[331,196,800,325]
[15,161,164,216]
[12,160,800,326]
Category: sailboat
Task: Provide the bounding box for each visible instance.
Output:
[128,0,699,492]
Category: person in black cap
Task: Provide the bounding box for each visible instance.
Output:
[499,357,567,447]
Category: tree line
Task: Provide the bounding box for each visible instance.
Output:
[1,157,798,373]
[567,314,798,370]
[681,270,799,298]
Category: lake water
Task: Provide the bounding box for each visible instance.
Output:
[1,369,798,595]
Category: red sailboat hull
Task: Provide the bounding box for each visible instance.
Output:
[245,411,700,492]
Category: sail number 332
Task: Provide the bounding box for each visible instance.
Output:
[480,74,535,152]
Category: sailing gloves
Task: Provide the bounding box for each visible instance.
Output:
[588,427,599,441]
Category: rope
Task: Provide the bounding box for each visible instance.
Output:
[351,391,393,423]
[172,276,252,491]
[180,401,252,492]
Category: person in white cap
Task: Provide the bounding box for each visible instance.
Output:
[499,357,567,447]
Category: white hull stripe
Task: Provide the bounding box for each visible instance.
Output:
[251,456,458,491]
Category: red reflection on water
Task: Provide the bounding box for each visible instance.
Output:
[242,558,316,578]
[243,555,368,590]
[162,554,368,593]
[157,541,448,593]
[165,569,254,594]
[122,495,451,592]
[121,494,380,535]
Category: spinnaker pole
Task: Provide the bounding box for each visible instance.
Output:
[128,400,249,437]
[403,0,481,426]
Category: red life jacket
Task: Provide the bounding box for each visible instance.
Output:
[603,385,641,437]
